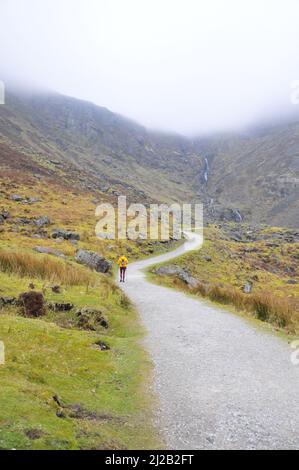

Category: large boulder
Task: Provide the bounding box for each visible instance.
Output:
[52,229,80,241]
[75,249,112,273]
[154,264,200,288]
[18,291,46,317]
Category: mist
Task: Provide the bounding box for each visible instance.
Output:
[1,0,299,135]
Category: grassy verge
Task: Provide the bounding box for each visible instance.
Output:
[149,226,299,335]
[0,266,160,450]
[0,169,184,449]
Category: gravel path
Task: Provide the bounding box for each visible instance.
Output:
[120,232,299,450]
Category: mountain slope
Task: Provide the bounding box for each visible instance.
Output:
[0,89,204,204]
[196,124,299,227]
[0,86,298,227]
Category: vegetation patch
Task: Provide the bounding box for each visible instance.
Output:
[151,225,299,334]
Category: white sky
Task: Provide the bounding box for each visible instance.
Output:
[1,0,299,134]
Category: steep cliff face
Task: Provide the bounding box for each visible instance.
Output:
[0,87,298,227]
[0,89,204,204]
[194,124,299,227]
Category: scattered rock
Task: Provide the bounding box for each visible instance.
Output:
[27,197,42,204]
[0,209,9,225]
[0,209,10,219]
[16,217,32,225]
[219,208,243,223]
[18,291,46,317]
[93,340,110,351]
[34,216,51,227]
[10,194,24,202]
[34,246,65,258]
[76,307,108,330]
[48,302,74,312]
[243,282,253,294]
[52,229,80,241]
[48,160,62,166]
[286,279,298,285]
[51,285,61,294]
[0,297,17,308]
[75,249,112,273]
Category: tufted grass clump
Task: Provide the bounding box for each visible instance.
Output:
[0,249,96,286]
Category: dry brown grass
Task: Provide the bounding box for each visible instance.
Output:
[192,282,298,332]
[0,249,96,286]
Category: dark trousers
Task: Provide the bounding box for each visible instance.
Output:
[120,267,127,281]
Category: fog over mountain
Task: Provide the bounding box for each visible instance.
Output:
[1,0,299,134]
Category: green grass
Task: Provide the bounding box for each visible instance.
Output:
[0,167,184,450]
[0,313,158,450]
[0,267,160,450]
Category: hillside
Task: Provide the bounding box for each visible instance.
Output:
[196,123,299,227]
[0,86,298,227]
[0,88,203,205]
[0,86,298,450]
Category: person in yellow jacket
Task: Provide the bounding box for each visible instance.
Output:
[118,255,129,282]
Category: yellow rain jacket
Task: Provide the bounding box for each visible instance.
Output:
[118,256,128,268]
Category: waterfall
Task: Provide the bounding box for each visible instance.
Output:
[203,157,209,183]
[233,209,243,222]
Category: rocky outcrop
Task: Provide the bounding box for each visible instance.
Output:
[48,301,74,312]
[75,249,112,273]
[34,246,65,258]
[154,265,200,288]
[76,307,108,330]
[10,195,41,204]
[93,340,110,351]
[219,208,243,223]
[52,229,80,240]
[0,297,17,308]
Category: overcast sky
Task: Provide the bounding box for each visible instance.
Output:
[1,0,299,134]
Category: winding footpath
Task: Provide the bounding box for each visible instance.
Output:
[120,233,299,450]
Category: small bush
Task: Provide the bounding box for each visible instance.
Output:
[18,291,46,318]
